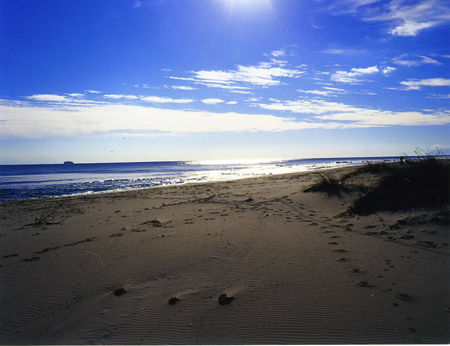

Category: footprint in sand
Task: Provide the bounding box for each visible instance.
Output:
[332,249,348,253]
[357,281,373,287]
[396,293,417,302]
[109,233,123,238]
[21,256,40,262]
[2,253,18,258]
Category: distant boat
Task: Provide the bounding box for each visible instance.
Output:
[64,161,74,165]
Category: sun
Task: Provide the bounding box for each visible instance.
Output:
[220,0,273,12]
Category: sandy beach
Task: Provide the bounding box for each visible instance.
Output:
[0,166,449,344]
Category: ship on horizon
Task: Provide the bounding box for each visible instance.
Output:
[63,161,74,165]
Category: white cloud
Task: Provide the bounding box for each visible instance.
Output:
[297,89,336,97]
[428,93,450,99]
[86,90,101,94]
[373,0,450,36]
[226,101,238,105]
[192,64,303,87]
[331,65,379,83]
[320,48,364,55]
[393,55,441,67]
[244,97,263,102]
[382,66,396,75]
[391,20,437,36]
[2,97,449,139]
[229,90,253,94]
[270,49,286,57]
[67,93,84,97]
[327,0,450,37]
[141,96,194,103]
[201,98,224,104]
[323,86,346,92]
[104,94,139,100]
[400,78,450,90]
[0,101,332,138]
[171,59,304,90]
[171,85,196,90]
[258,98,450,126]
[26,94,72,102]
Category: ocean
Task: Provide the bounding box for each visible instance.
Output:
[0,156,399,201]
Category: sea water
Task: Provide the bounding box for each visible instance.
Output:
[0,157,399,201]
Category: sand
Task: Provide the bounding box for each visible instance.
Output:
[0,166,449,344]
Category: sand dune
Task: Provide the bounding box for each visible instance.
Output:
[0,167,449,344]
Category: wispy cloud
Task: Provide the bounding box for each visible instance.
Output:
[258,98,450,126]
[27,94,72,102]
[171,85,196,90]
[320,48,364,55]
[86,90,101,94]
[140,96,194,103]
[104,94,139,100]
[229,90,253,94]
[201,98,224,104]
[26,94,102,105]
[270,49,286,57]
[226,101,238,105]
[400,78,450,90]
[428,93,450,99]
[170,58,304,90]
[373,0,450,36]
[331,65,379,83]
[393,55,441,67]
[0,101,331,138]
[382,66,396,75]
[67,93,84,98]
[297,89,341,97]
[2,96,449,139]
[325,0,450,37]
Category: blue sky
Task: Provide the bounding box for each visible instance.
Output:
[0,0,449,164]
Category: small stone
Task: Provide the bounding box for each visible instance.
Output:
[218,293,234,305]
[357,281,372,287]
[113,288,127,296]
[168,297,180,305]
[396,293,417,302]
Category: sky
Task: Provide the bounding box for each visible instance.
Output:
[0,0,449,164]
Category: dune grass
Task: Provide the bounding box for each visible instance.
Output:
[349,156,450,215]
[304,154,450,215]
[303,174,349,197]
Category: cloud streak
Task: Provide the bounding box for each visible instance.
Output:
[170,58,305,90]
[140,96,194,104]
[331,65,379,83]
[393,55,441,67]
[1,96,449,139]
[258,98,450,127]
[0,101,329,138]
[326,0,450,36]
[400,78,450,90]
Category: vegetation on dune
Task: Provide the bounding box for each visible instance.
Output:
[349,156,450,215]
[304,152,450,215]
[303,174,350,197]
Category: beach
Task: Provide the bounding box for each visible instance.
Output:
[0,166,449,344]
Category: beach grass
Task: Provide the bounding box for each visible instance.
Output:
[304,155,450,215]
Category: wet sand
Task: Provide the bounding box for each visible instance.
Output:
[0,166,449,344]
